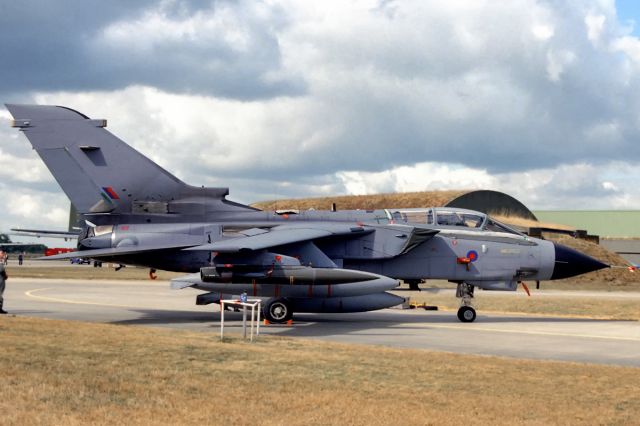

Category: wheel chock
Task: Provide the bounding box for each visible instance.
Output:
[263,319,270,325]
[286,319,293,326]
[409,302,439,311]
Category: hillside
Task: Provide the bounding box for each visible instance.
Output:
[544,233,637,288]
[252,191,574,230]
[251,190,466,211]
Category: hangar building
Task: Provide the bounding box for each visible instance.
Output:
[445,190,537,220]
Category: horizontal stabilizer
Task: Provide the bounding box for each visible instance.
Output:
[11,228,81,239]
[40,241,200,260]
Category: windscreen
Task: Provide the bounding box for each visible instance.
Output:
[436,211,484,228]
[390,209,434,224]
[484,219,523,235]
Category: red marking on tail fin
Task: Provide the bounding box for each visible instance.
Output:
[102,187,120,200]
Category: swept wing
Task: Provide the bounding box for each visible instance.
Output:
[186,224,373,253]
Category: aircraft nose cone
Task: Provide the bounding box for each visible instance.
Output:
[551,243,609,280]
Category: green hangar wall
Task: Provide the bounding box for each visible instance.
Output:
[533,211,640,238]
[533,211,640,265]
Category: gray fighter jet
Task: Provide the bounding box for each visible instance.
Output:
[5,104,608,323]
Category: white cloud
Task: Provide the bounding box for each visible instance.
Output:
[334,161,640,210]
[583,119,622,146]
[7,194,45,218]
[612,35,640,62]
[532,24,554,41]
[545,49,577,82]
[4,0,640,237]
[0,147,53,184]
[585,13,606,44]
[0,185,73,246]
[98,3,253,53]
[337,164,493,195]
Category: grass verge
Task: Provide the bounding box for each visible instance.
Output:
[1,316,639,425]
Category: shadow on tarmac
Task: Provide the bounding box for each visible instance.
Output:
[106,307,615,338]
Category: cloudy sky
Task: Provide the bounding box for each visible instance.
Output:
[1,0,640,243]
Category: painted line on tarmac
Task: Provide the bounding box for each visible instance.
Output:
[14,277,168,287]
[25,287,146,309]
[422,323,640,342]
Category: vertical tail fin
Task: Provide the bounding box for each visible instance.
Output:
[6,104,186,214]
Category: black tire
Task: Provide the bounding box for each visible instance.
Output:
[457,306,476,323]
[263,298,293,323]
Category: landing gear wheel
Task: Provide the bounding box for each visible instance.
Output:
[455,283,476,323]
[457,306,476,323]
[263,298,293,324]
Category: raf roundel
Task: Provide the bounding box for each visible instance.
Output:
[466,250,479,262]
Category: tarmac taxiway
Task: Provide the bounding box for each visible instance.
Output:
[4,277,640,367]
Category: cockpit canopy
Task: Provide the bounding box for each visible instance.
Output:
[384,207,523,235]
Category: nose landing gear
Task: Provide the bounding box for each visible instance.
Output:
[456,283,476,323]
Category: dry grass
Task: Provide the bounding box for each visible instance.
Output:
[1,316,638,425]
[491,213,576,231]
[251,190,467,211]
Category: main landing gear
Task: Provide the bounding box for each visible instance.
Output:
[405,279,422,291]
[263,298,293,324]
[455,282,476,323]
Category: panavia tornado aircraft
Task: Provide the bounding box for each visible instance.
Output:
[5,104,609,323]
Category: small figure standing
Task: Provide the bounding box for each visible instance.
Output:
[0,262,7,314]
[18,253,24,266]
